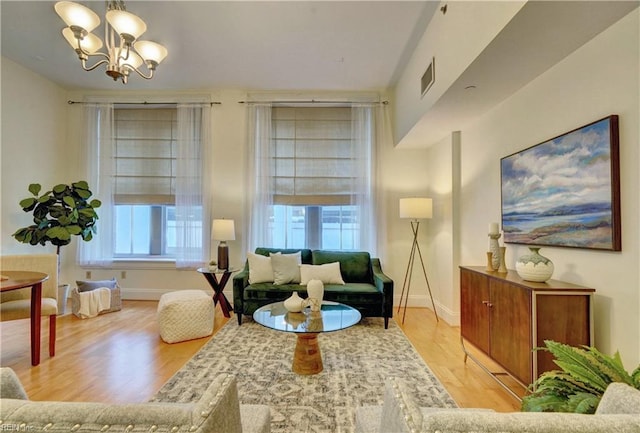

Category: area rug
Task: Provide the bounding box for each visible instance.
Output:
[152,317,457,433]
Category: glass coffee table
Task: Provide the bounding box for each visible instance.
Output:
[253,301,361,375]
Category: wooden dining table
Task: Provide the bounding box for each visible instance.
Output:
[1,270,49,366]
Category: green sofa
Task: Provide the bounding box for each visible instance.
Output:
[233,248,394,328]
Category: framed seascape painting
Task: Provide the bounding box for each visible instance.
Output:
[501,115,621,251]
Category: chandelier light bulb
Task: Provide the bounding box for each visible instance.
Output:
[62,28,103,54]
[55,1,100,33]
[106,9,147,41]
[133,40,168,65]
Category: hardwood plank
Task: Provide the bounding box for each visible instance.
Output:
[0,301,520,411]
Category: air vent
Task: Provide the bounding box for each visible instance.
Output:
[421,57,435,98]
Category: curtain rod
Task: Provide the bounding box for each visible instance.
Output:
[238,100,388,105]
[67,100,221,105]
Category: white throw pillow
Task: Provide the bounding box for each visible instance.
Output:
[300,262,345,285]
[270,252,302,285]
[247,253,275,284]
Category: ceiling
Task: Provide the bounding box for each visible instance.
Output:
[0,1,436,91]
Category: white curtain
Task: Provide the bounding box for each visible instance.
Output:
[77,103,115,267]
[175,103,212,269]
[245,103,273,252]
[351,103,389,257]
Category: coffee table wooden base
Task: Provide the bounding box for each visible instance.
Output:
[292,333,323,375]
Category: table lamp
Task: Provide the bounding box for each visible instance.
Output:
[212,219,235,270]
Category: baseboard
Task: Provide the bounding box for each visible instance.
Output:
[394,294,460,326]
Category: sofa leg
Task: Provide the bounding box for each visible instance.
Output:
[237,313,242,326]
[384,317,389,329]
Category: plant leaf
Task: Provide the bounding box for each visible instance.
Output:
[53,184,67,194]
[19,197,37,211]
[72,180,89,190]
[63,196,76,208]
[90,199,102,208]
[28,183,41,196]
[46,226,70,241]
[66,225,82,235]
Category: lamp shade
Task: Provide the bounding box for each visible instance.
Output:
[55,1,101,33]
[134,40,168,64]
[399,198,433,219]
[106,9,147,40]
[62,28,103,53]
[212,219,236,241]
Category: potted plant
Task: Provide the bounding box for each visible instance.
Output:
[12,181,101,313]
[522,340,640,413]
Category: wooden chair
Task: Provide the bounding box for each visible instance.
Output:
[0,254,58,359]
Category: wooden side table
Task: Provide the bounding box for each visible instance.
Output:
[196,267,237,318]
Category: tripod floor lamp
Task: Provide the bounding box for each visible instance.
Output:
[398,197,439,324]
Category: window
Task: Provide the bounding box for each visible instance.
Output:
[113,107,200,259]
[266,106,361,250]
[80,102,211,268]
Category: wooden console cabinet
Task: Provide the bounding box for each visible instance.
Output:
[460,266,594,392]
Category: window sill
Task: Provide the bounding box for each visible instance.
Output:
[82,259,178,271]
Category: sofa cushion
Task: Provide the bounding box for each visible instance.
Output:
[312,250,372,283]
[270,252,302,285]
[76,278,118,292]
[596,382,640,415]
[248,253,275,284]
[300,262,345,285]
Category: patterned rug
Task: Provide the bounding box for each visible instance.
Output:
[152,317,457,433]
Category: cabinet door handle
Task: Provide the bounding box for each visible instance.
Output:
[481,300,493,307]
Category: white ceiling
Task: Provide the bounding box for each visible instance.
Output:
[0,1,436,91]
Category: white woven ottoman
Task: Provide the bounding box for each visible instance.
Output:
[157,290,214,343]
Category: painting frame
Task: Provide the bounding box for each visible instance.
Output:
[500,115,621,251]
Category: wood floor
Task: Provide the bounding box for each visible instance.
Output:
[0,301,521,411]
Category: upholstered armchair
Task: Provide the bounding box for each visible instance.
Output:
[0,254,58,358]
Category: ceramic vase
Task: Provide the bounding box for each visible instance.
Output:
[515,247,554,282]
[488,232,501,270]
[486,252,494,272]
[284,291,304,313]
[498,246,508,273]
[307,279,324,302]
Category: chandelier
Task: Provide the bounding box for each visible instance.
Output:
[54,1,168,84]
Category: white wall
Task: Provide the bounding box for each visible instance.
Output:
[455,10,639,366]
[1,57,67,259]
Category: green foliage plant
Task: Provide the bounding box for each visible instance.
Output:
[13,181,101,255]
[522,340,640,414]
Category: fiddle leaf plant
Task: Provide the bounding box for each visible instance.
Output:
[522,340,640,414]
[13,181,101,255]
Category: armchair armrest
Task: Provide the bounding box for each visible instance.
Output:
[0,368,28,400]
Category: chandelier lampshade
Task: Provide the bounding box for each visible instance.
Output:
[54,0,168,84]
[134,41,169,65]
[62,28,103,53]
[54,1,100,33]
[105,9,147,41]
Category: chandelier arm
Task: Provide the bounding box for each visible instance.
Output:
[80,58,111,72]
[125,65,155,80]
